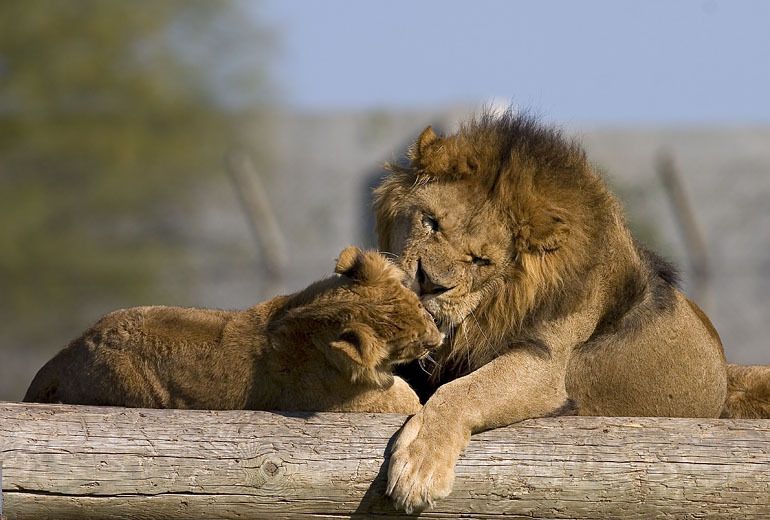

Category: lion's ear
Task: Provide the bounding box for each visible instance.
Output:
[409,126,476,178]
[516,209,570,254]
[413,126,438,164]
[409,125,446,172]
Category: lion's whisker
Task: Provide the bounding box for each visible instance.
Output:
[455,319,469,371]
[418,353,436,376]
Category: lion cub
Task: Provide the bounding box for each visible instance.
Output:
[24,247,443,413]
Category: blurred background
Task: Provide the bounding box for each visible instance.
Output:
[1,0,769,400]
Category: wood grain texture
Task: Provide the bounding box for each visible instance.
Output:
[1,402,769,519]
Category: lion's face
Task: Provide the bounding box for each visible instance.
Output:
[374,115,610,372]
[352,284,444,367]
[384,180,514,330]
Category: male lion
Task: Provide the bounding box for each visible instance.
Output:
[24,247,443,413]
[374,110,770,512]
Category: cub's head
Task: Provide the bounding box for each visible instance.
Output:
[374,110,614,373]
[270,247,444,387]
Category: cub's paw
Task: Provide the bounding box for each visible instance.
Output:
[385,411,459,513]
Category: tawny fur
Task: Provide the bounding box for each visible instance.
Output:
[376,110,770,513]
[721,364,770,418]
[24,247,443,413]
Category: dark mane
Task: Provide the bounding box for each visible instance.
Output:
[636,243,682,289]
[460,108,589,178]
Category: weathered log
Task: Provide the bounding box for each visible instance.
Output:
[1,402,769,519]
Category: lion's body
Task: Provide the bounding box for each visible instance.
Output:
[24,248,443,413]
[566,291,727,417]
[377,112,770,512]
[380,130,729,418]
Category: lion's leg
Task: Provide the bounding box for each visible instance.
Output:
[386,347,568,513]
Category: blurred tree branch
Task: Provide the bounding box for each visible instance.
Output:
[657,151,713,311]
[226,150,287,297]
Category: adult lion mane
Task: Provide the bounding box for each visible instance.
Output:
[374,110,770,512]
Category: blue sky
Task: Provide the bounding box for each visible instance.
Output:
[260,0,770,125]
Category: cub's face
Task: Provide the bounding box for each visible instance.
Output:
[333,247,444,367]
[379,181,514,331]
[308,247,446,386]
[270,248,445,387]
[354,275,444,367]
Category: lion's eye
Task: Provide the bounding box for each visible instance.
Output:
[422,214,439,232]
[471,255,492,267]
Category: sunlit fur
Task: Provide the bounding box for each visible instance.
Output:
[24,247,443,413]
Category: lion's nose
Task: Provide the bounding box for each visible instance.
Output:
[416,259,451,296]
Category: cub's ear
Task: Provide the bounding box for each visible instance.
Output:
[516,209,570,254]
[335,246,363,277]
[334,247,396,285]
[329,328,366,368]
[327,326,394,388]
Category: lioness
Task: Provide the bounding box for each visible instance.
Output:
[375,110,770,512]
[24,247,443,413]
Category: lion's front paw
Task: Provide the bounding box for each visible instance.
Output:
[385,411,461,513]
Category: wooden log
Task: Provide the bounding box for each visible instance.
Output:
[1,402,769,519]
